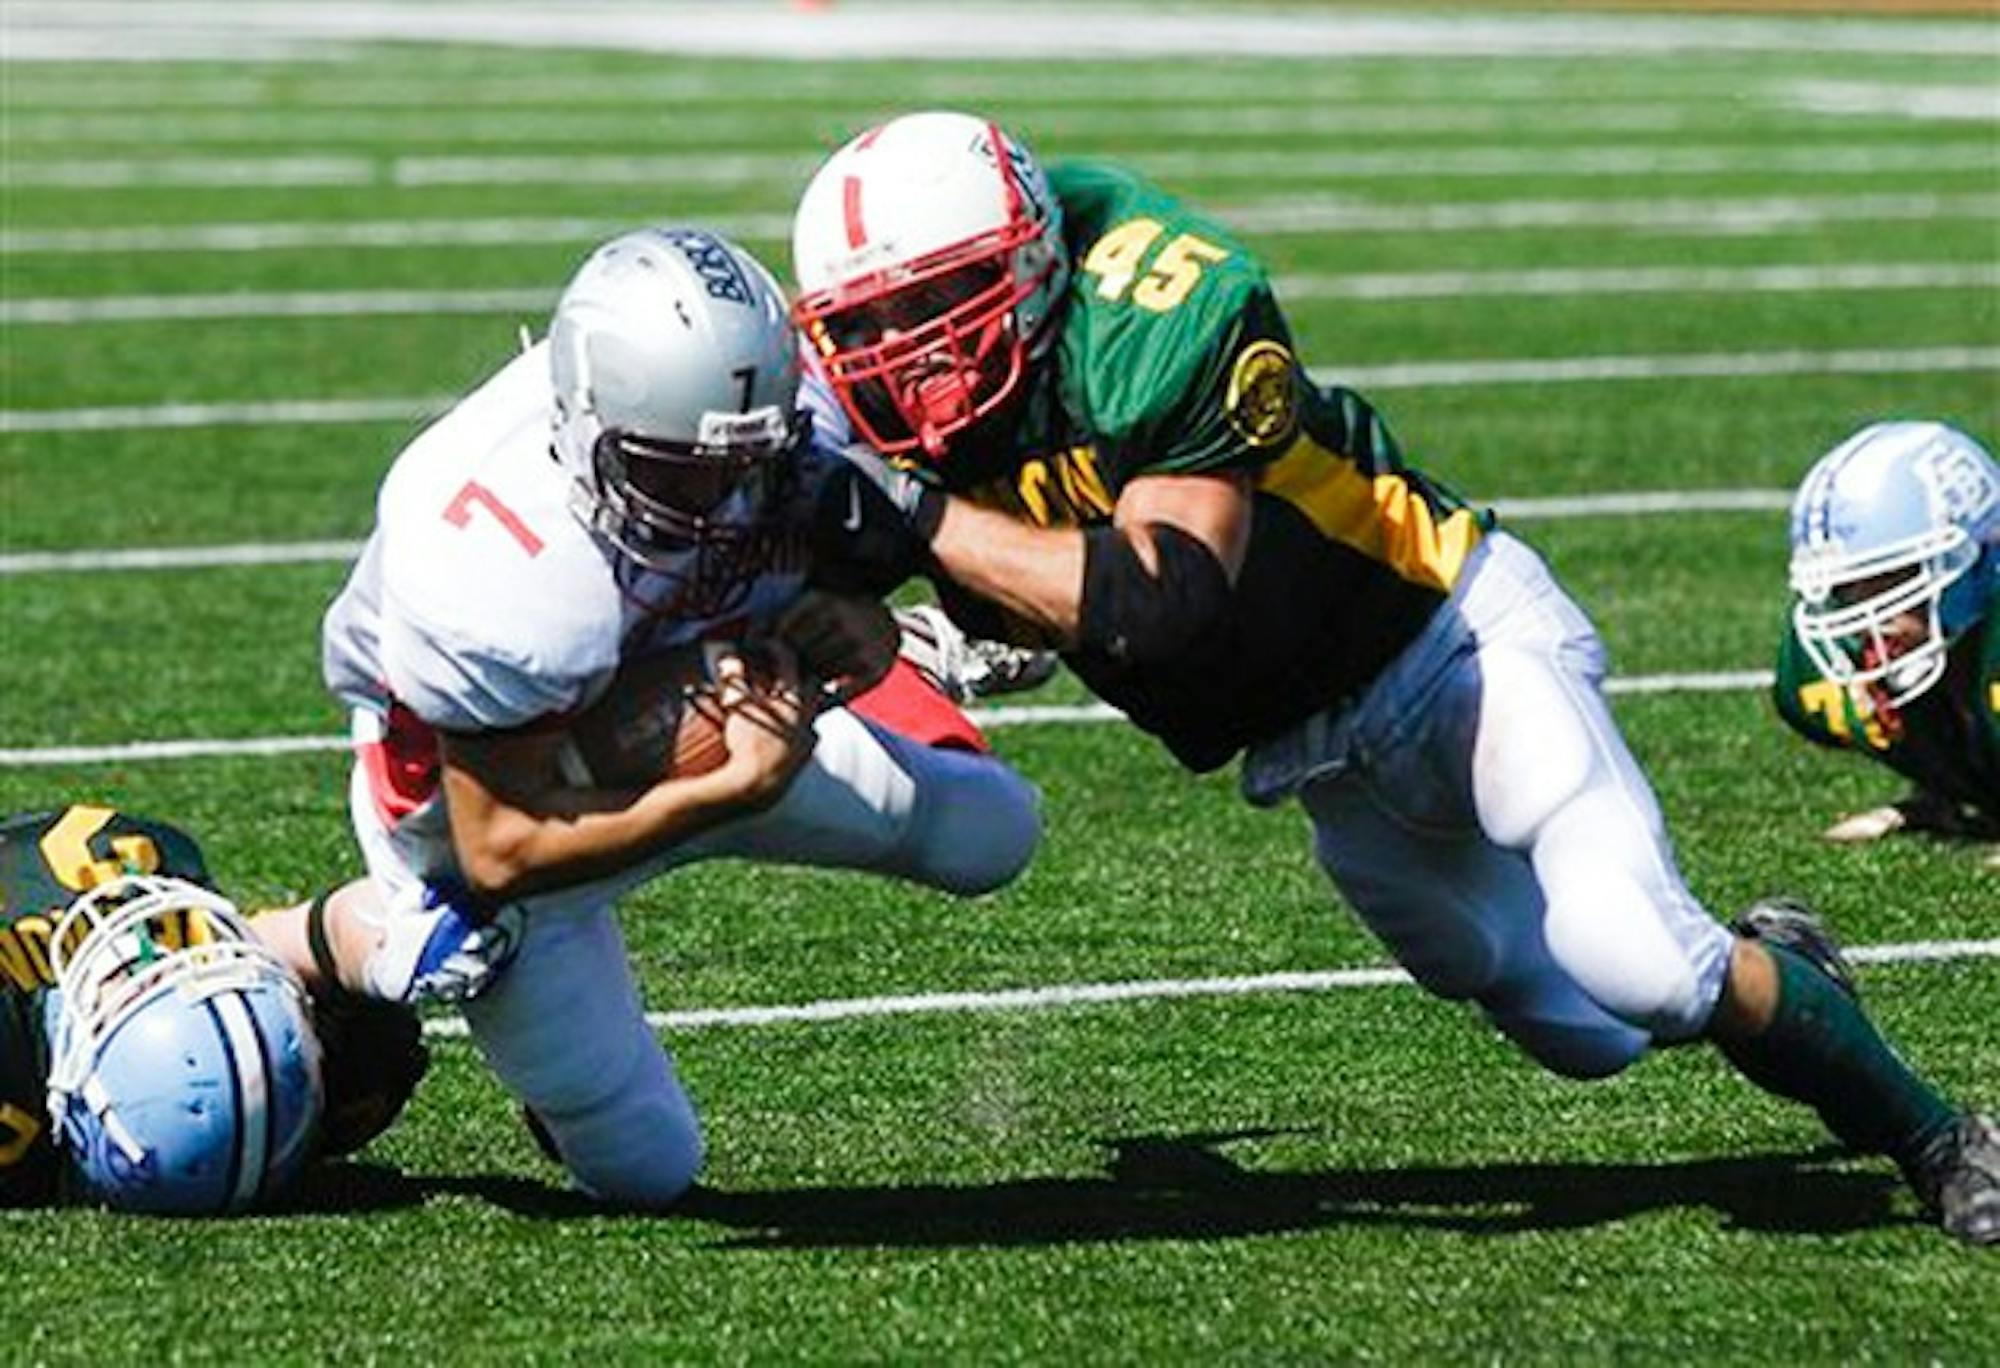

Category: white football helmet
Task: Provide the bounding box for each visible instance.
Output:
[1788,421,1999,708]
[791,110,1068,466]
[551,226,805,616]
[45,875,324,1214]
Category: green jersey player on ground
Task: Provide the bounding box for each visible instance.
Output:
[0,807,213,1205]
[1778,421,2000,863]
[789,111,1999,1246]
[0,806,425,1209]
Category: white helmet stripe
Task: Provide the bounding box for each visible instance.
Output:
[210,993,271,1211]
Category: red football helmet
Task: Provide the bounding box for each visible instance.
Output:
[791,111,1068,467]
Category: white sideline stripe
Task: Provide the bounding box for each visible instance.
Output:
[8,192,1994,255]
[12,142,1990,189]
[0,489,1794,576]
[7,5,1991,62]
[0,671,1776,768]
[12,262,1993,326]
[8,347,1994,435]
[418,936,2000,1040]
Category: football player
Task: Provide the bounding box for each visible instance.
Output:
[790,111,1998,1246]
[0,805,424,1211]
[1777,421,1999,860]
[318,226,1041,1209]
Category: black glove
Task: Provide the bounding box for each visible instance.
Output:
[809,445,946,596]
[311,989,431,1158]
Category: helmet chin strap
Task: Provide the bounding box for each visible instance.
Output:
[902,312,1011,458]
[910,369,975,457]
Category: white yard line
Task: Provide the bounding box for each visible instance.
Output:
[0,489,1794,576]
[1314,345,2000,391]
[1785,80,2000,123]
[4,289,553,325]
[21,140,1994,187]
[9,192,1994,255]
[11,262,1994,327]
[0,397,451,434]
[7,344,1989,434]
[0,671,1776,768]
[418,936,2000,1039]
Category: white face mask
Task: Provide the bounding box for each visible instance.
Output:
[1790,522,1975,709]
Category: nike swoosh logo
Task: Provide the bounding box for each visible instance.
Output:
[842,480,864,533]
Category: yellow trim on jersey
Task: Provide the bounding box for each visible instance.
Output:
[1257,432,1481,592]
[1989,680,2000,715]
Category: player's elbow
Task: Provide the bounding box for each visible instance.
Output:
[452,820,542,904]
[1076,523,1233,665]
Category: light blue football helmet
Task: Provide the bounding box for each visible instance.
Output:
[1788,421,2000,707]
[43,875,323,1215]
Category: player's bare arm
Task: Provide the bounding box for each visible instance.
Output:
[926,469,1251,648]
[440,648,815,903]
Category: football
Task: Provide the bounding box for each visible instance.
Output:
[554,643,733,790]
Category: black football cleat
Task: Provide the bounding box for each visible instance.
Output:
[1905,1112,2000,1248]
[1732,896,1860,1002]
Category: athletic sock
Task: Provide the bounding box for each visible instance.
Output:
[1718,944,1956,1166]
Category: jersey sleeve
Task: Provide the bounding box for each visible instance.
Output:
[378,607,590,733]
[1124,286,1303,479]
[0,998,55,1208]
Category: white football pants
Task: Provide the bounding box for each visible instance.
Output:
[1244,531,1734,1079]
[348,706,1040,1207]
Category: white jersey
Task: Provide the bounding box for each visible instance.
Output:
[324,340,807,734]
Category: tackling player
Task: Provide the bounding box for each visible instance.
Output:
[1776,421,1998,861]
[789,111,1998,1246]
[318,226,1041,1209]
[0,806,424,1211]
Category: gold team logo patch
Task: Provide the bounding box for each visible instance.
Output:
[1225,340,1298,448]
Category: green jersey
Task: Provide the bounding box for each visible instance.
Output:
[1772,601,2000,818]
[949,160,1489,771]
[0,806,210,1206]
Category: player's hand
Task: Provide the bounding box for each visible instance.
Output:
[1822,788,1997,844]
[776,589,898,701]
[714,644,818,809]
[361,879,524,1004]
[809,445,945,596]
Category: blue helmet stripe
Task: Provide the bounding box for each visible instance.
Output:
[203,998,246,1213]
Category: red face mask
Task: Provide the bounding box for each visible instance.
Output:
[796,215,1054,469]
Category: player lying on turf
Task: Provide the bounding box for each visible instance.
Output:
[0,806,425,1212]
[1778,421,1999,864]
[315,226,1041,1209]
[788,111,1999,1246]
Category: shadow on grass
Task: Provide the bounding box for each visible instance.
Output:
[288,1129,1911,1245]
[682,1129,1909,1248]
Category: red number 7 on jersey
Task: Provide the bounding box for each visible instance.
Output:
[442,480,544,557]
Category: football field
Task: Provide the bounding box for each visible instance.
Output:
[3,3,1998,1360]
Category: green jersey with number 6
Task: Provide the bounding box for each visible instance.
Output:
[1772,597,2000,818]
[0,806,211,1206]
[946,159,1491,771]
